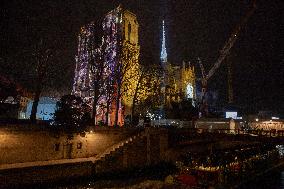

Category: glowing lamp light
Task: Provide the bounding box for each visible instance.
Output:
[255,118,259,122]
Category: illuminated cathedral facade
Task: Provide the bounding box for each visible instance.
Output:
[72,6,140,126]
[72,6,196,125]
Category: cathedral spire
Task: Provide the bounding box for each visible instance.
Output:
[160,20,167,63]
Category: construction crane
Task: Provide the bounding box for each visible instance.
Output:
[198,0,257,116]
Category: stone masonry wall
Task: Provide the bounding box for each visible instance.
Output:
[0,125,139,164]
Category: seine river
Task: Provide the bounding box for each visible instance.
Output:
[239,170,284,189]
[45,170,284,189]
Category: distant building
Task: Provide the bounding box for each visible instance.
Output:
[26,97,57,120]
[0,74,33,119]
[18,87,33,119]
[0,75,18,104]
[258,111,273,119]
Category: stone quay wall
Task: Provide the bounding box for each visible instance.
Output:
[0,125,140,164]
[0,125,169,187]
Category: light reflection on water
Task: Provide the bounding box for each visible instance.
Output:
[53,180,165,189]
[281,172,284,189]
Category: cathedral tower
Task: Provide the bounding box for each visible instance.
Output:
[102,5,140,125]
[158,20,196,110]
[72,6,140,126]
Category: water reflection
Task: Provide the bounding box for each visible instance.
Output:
[281,172,284,188]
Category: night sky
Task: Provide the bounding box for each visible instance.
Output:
[1,0,283,115]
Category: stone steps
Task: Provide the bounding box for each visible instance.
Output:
[93,131,146,163]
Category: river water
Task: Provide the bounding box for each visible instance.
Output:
[44,170,284,189]
[238,170,284,189]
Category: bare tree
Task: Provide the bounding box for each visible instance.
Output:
[30,39,53,123]
[104,73,115,126]
[113,42,139,126]
[130,64,162,120]
[88,40,108,124]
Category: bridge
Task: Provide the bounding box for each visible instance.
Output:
[169,128,284,145]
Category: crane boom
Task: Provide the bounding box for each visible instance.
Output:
[198,57,206,79]
[206,0,257,80]
[198,0,256,116]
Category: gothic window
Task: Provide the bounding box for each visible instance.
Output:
[128,23,131,41]
[186,84,194,99]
